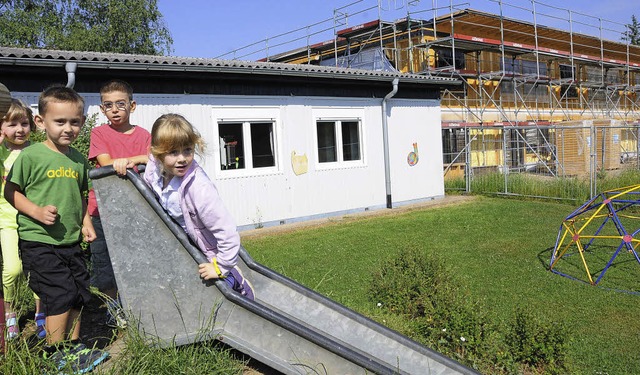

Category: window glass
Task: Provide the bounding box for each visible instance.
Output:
[502,59,520,73]
[435,48,465,69]
[317,121,337,163]
[342,121,361,161]
[560,86,578,98]
[219,123,244,169]
[250,122,275,168]
[219,121,276,170]
[521,60,547,76]
[559,64,575,79]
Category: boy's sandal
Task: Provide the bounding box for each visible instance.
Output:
[5,313,19,340]
[35,312,47,339]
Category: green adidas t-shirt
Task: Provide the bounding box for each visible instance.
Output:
[7,142,90,245]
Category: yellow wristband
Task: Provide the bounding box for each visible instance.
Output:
[212,258,223,277]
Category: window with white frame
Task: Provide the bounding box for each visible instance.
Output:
[218,121,276,170]
[316,119,362,164]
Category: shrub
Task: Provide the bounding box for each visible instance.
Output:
[369,247,503,372]
[369,247,571,374]
[505,307,571,374]
[369,246,456,318]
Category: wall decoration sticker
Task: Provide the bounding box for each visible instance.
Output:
[407,142,419,166]
[291,151,308,175]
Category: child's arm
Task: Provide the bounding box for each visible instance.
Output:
[81,200,96,242]
[95,154,149,176]
[189,178,240,278]
[3,181,58,225]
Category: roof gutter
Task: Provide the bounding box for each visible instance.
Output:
[65,62,77,88]
[0,57,460,86]
[0,82,11,118]
[381,77,399,209]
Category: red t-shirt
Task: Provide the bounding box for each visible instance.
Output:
[87,124,151,216]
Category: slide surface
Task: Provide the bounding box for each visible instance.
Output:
[90,168,478,375]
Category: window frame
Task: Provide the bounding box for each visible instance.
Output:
[215,115,281,178]
[314,117,365,170]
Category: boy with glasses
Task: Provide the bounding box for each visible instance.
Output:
[87,79,151,328]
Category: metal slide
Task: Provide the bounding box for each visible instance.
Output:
[90,168,478,375]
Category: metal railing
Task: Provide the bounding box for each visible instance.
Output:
[444,122,640,201]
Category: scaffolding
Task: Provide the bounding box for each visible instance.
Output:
[223,0,640,199]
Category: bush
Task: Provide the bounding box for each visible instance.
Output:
[505,307,570,374]
[369,246,456,318]
[369,247,501,372]
[369,247,571,374]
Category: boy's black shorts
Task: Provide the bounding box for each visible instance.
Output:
[20,240,91,316]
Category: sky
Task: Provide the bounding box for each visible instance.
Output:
[157,0,639,60]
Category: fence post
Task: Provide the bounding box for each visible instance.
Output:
[465,125,471,193]
[637,125,640,170]
[601,127,606,175]
[590,121,597,199]
[502,126,508,194]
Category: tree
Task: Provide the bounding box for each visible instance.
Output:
[622,14,640,45]
[0,1,64,49]
[0,0,173,55]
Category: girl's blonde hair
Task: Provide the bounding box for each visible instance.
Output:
[2,99,36,131]
[150,113,205,159]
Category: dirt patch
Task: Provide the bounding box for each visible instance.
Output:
[241,194,477,240]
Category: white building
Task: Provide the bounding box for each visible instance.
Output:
[0,47,459,230]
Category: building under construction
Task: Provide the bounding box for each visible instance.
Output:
[255,0,640,190]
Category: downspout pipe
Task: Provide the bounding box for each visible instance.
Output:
[381,77,399,209]
[65,62,77,89]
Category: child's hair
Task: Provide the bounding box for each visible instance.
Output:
[150,114,205,159]
[100,79,133,101]
[38,85,85,116]
[2,98,36,131]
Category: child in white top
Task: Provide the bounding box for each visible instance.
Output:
[143,113,253,299]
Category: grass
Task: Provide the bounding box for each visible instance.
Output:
[445,169,640,203]
[100,328,244,375]
[0,299,247,375]
[243,196,640,374]
[3,196,638,374]
[0,329,244,375]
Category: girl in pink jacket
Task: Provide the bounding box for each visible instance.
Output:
[143,113,253,300]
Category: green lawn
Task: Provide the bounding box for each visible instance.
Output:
[243,196,640,375]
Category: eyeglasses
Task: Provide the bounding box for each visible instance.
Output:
[101,100,129,111]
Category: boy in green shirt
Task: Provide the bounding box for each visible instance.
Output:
[4,85,109,373]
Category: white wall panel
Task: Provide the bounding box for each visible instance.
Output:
[12,92,443,230]
[386,99,444,203]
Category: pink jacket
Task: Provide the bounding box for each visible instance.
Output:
[143,154,240,275]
